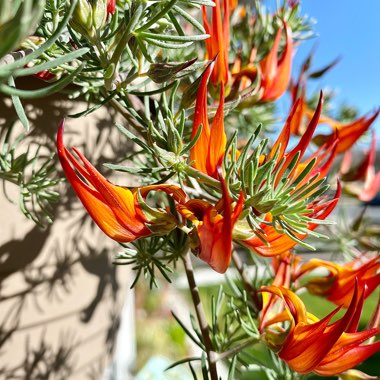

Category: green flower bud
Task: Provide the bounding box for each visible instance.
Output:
[70,0,94,38]
[91,0,107,30]
[70,0,109,41]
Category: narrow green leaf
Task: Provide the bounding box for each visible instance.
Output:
[139,31,209,43]
[173,5,206,33]
[8,76,29,130]
[143,37,193,49]
[0,65,83,99]
[13,48,89,77]
[181,123,203,155]
[136,0,179,32]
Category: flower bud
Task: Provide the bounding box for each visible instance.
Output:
[92,0,107,30]
[70,0,109,40]
[70,0,94,38]
[107,0,116,16]
[167,120,183,156]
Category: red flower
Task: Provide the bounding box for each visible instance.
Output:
[57,121,186,242]
[107,0,116,16]
[340,132,380,202]
[296,256,380,308]
[177,172,244,273]
[311,109,379,154]
[261,284,380,375]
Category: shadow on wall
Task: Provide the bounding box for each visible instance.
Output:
[0,89,134,379]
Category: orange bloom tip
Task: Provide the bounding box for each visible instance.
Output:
[191,63,226,179]
[203,0,230,86]
[57,122,184,243]
[260,21,293,102]
[313,108,380,154]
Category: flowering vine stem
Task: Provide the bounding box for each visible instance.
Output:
[182,251,218,380]
[232,250,261,312]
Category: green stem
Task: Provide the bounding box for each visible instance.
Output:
[215,336,259,362]
[108,98,146,138]
[182,251,218,380]
[185,166,221,190]
[232,251,261,312]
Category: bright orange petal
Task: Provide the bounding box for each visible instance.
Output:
[207,83,226,177]
[190,62,214,174]
[260,22,293,101]
[57,121,142,242]
[315,340,380,376]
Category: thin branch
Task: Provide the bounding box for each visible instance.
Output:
[232,251,261,312]
[182,251,218,380]
[108,98,146,138]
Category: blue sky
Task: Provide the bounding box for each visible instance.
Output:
[293,0,380,132]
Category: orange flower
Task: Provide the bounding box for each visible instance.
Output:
[296,256,380,308]
[311,109,379,154]
[202,0,230,86]
[57,121,186,242]
[260,21,293,102]
[340,132,380,202]
[261,284,380,375]
[177,172,244,273]
[190,61,226,178]
[240,94,340,256]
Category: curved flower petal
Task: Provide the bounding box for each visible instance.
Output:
[260,283,380,375]
[57,121,184,243]
[178,173,244,273]
[260,21,293,102]
[190,62,226,178]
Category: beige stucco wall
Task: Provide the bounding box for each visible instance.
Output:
[0,88,135,379]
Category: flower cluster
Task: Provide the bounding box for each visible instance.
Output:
[48,0,379,378]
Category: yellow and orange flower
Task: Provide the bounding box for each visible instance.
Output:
[261,284,380,375]
[57,121,186,242]
[202,0,230,86]
[240,95,340,256]
[177,172,244,273]
[296,256,380,308]
[260,252,301,330]
[190,60,226,178]
[260,21,293,102]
